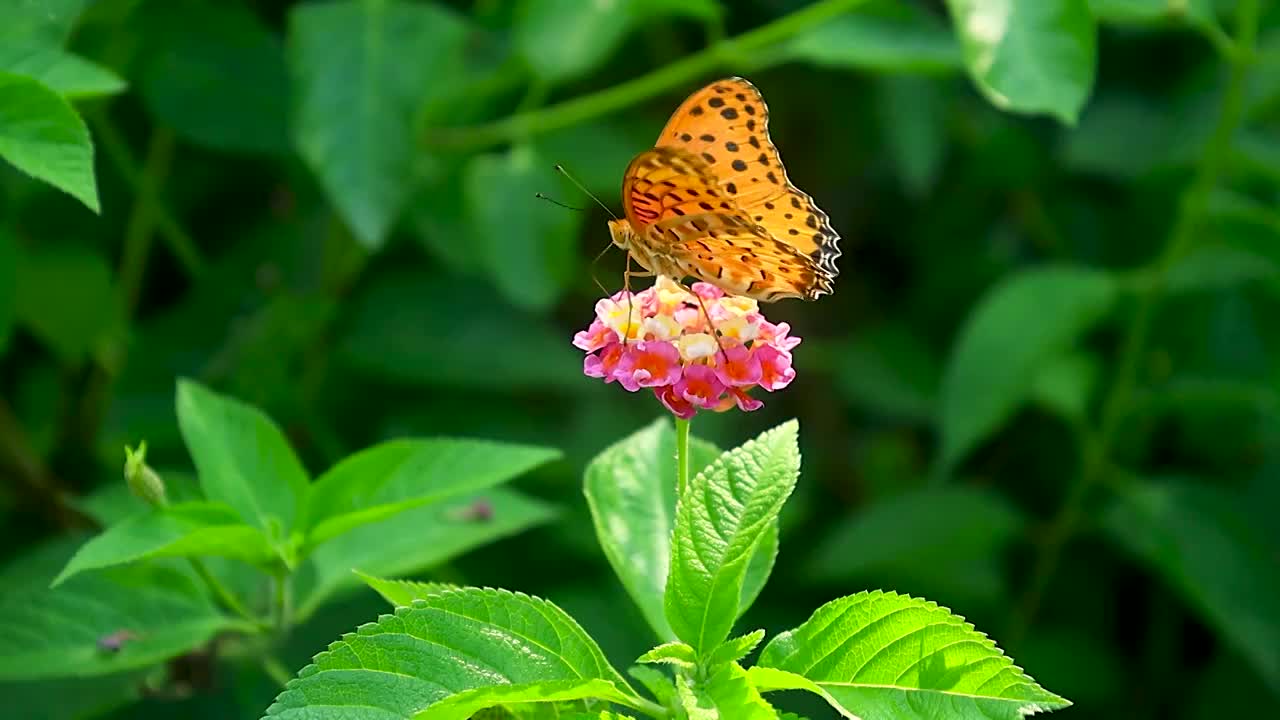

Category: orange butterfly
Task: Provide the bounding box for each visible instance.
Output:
[608,77,840,302]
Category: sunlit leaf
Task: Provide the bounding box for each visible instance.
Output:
[356,571,457,607]
[945,0,1097,124]
[0,71,98,211]
[755,591,1070,718]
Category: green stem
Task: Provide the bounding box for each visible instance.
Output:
[430,0,871,151]
[187,558,266,630]
[260,652,293,688]
[116,127,175,315]
[90,112,205,277]
[272,571,293,635]
[674,417,692,498]
[1007,0,1261,648]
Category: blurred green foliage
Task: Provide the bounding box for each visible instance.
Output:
[1,0,1279,717]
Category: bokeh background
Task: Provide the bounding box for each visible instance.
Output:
[2,0,1279,717]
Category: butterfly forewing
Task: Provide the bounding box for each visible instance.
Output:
[652,77,841,279]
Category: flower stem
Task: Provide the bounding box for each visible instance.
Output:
[1006,0,1261,648]
[674,417,692,499]
[187,558,266,630]
[260,652,293,688]
[429,0,871,151]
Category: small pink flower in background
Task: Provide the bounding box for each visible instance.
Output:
[574,276,801,419]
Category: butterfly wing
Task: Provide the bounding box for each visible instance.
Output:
[653,77,841,281]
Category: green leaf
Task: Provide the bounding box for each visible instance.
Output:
[756,591,1071,719]
[0,46,125,99]
[264,588,639,718]
[584,418,718,641]
[52,502,273,586]
[944,0,1097,124]
[0,564,239,680]
[464,145,581,311]
[1104,480,1280,694]
[628,664,676,707]
[14,246,121,365]
[788,2,962,74]
[293,487,556,619]
[1088,0,1219,32]
[135,0,289,154]
[0,0,89,44]
[175,379,310,541]
[339,271,586,391]
[304,437,560,546]
[289,0,470,247]
[637,641,697,669]
[807,486,1025,605]
[829,326,939,423]
[356,570,457,607]
[678,662,776,720]
[515,0,632,84]
[665,420,800,655]
[421,679,639,720]
[706,629,765,668]
[1162,243,1280,294]
[938,265,1117,472]
[0,71,97,211]
[1029,351,1099,422]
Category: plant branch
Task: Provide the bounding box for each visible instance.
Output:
[1007,0,1262,648]
[429,0,871,151]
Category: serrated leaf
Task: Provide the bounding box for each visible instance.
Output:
[678,662,776,720]
[464,145,580,311]
[586,419,776,642]
[175,379,310,541]
[135,0,289,153]
[52,502,273,586]
[665,420,800,655]
[0,565,239,681]
[706,629,765,668]
[304,437,560,546]
[289,0,470,247]
[422,679,638,720]
[756,591,1070,719]
[0,71,98,211]
[356,570,458,607]
[637,641,697,669]
[788,1,962,74]
[1104,480,1280,694]
[938,265,1117,472]
[263,588,640,718]
[293,487,556,619]
[945,0,1097,124]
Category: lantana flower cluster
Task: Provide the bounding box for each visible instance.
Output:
[573,276,801,419]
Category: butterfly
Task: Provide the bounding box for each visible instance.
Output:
[607,77,840,302]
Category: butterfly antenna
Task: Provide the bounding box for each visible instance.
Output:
[555,164,617,220]
[534,192,587,212]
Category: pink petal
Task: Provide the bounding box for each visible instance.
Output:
[713,343,762,387]
[655,385,697,420]
[755,344,797,391]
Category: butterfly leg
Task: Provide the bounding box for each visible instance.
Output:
[688,285,731,366]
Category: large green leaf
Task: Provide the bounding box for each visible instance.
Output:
[14,246,121,365]
[52,502,274,586]
[464,144,581,312]
[756,591,1070,718]
[938,266,1117,472]
[788,1,962,74]
[515,0,632,84]
[665,421,800,655]
[1104,480,1280,694]
[304,437,560,546]
[135,0,289,154]
[292,487,556,618]
[944,0,1097,124]
[586,419,776,643]
[807,486,1025,605]
[0,46,124,99]
[175,379,310,544]
[0,71,97,211]
[263,588,640,718]
[289,0,470,248]
[0,565,240,680]
[357,571,457,607]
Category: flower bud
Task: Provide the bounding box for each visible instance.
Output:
[124,442,167,507]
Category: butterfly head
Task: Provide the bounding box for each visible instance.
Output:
[607,219,635,251]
